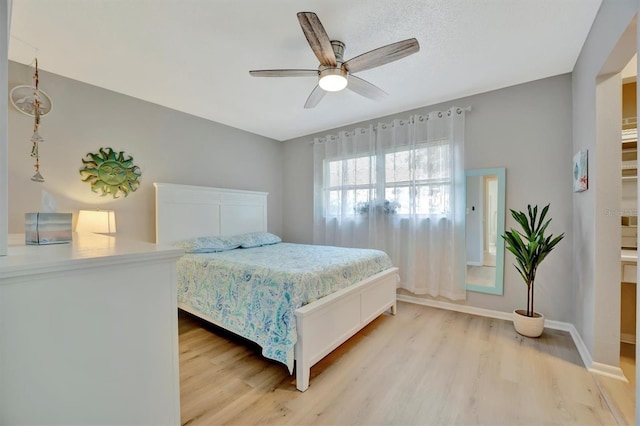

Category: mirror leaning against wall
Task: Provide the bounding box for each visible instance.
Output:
[465,168,506,295]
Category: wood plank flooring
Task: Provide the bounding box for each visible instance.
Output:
[179,302,617,425]
[592,342,635,425]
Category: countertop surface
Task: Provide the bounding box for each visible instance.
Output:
[0,232,183,279]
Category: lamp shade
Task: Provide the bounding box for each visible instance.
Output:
[76,210,117,234]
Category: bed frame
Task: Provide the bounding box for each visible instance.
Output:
[154,182,399,391]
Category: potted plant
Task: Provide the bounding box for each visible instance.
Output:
[502,204,564,337]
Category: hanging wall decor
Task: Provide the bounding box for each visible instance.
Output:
[79,147,141,198]
[10,85,53,116]
[573,149,588,193]
[10,59,52,182]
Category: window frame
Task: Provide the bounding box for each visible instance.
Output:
[324,153,377,217]
[323,138,452,217]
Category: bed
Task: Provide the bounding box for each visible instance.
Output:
[154,182,399,391]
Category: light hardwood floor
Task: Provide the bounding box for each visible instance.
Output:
[592,342,635,426]
[179,302,617,425]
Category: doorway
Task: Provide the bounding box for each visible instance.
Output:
[620,54,637,397]
[591,16,638,424]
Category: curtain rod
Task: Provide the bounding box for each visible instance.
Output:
[310,105,472,144]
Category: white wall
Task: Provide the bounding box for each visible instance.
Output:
[283,74,574,322]
[572,0,637,367]
[7,61,283,243]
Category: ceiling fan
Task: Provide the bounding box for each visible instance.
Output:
[249,12,420,109]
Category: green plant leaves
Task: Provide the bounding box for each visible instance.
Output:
[501,203,565,316]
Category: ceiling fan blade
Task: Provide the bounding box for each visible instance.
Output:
[297,12,337,67]
[249,69,318,77]
[304,85,326,109]
[343,38,420,73]
[347,75,388,100]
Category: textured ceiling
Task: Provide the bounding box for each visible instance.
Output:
[8,0,602,141]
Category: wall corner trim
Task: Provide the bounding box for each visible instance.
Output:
[396,294,629,382]
[588,362,629,382]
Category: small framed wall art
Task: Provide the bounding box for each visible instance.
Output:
[573,149,588,193]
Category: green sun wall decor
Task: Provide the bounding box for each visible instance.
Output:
[79,147,141,198]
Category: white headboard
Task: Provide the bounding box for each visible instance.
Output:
[154,182,268,245]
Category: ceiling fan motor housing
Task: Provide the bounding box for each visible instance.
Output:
[330,40,345,62]
[318,40,348,91]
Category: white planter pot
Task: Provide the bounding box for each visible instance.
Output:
[512,309,545,337]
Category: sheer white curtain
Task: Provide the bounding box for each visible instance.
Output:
[313,107,467,300]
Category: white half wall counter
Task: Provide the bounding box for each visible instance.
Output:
[0,232,183,425]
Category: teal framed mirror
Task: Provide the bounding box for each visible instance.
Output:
[465,168,506,295]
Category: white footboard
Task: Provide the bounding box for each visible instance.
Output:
[293,267,399,391]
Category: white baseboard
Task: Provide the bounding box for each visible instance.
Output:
[589,362,629,382]
[397,294,629,383]
[397,293,512,321]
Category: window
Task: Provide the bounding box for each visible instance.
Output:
[313,109,467,299]
[324,140,451,216]
[325,155,375,216]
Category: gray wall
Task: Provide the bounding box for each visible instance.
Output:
[0,1,8,255]
[8,61,283,243]
[572,0,637,366]
[282,74,574,322]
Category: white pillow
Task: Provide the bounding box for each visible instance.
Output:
[237,232,282,248]
[175,235,241,253]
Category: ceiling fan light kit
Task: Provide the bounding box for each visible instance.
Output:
[318,68,348,92]
[249,12,419,108]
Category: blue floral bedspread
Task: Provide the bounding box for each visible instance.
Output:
[177,242,393,372]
